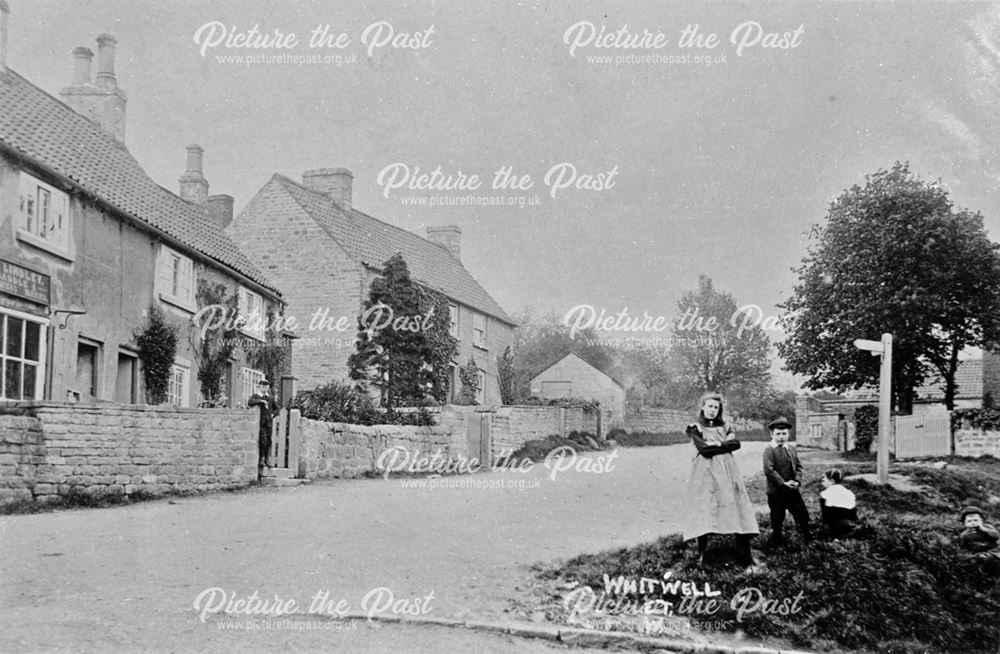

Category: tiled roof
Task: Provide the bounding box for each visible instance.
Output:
[273,174,514,325]
[915,358,983,401]
[0,69,280,295]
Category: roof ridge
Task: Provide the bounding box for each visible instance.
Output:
[273,173,454,261]
[4,68,131,153]
[1,68,281,295]
[269,173,514,324]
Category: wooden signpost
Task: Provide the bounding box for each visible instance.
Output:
[853,333,892,484]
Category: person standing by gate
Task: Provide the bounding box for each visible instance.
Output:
[247,378,277,476]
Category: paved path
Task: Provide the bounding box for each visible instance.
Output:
[0,443,772,652]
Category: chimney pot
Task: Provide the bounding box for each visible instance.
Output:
[302,167,354,210]
[179,144,209,207]
[184,144,204,174]
[95,33,117,89]
[0,0,10,72]
[71,46,93,86]
[426,225,462,261]
[207,194,235,229]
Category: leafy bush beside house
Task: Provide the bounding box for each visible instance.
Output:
[136,305,179,405]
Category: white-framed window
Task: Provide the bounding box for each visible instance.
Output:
[473,312,487,349]
[476,368,486,405]
[157,245,195,311]
[240,367,265,408]
[0,309,47,400]
[166,359,190,407]
[448,304,459,339]
[18,171,71,256]
[237,286,265,341]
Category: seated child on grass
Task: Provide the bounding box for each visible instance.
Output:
[958,506,1000,577]
[959,506,1000,554]
[819,469,857,538]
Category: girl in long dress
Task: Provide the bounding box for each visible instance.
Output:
[683,392,759,567]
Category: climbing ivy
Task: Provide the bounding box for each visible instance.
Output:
[136,305,179,405]
[458,357,480,405]
[194,280,239,407]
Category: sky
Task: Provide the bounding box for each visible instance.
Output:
[6,1,1000,386]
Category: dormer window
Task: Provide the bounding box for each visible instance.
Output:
[18,171,71,256]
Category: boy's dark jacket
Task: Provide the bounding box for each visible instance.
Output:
[960,524,1000,553]
[763,442,802,495]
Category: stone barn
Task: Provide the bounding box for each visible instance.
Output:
[530,353,625,428]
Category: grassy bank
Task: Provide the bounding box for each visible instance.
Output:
[533,456,1000,653]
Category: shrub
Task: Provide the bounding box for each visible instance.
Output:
[505,432,606,465]
[458,357,480,405]
[607,427,627,441]
[289,381,377,423]
[136,305,178,405]
[497,346,516,405]
[854,404,878,452]
[289,382,437,426]
[953,406,1000,432]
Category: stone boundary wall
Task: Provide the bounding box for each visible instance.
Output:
[0,403,257,505]
[298,418,465,479]
[297,404,600,478]
[625,407,764,435]
[955,428,1000,458]
[624,408,689,434]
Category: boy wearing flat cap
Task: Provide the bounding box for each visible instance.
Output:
[247,378,278,475]
[762,416,812,547]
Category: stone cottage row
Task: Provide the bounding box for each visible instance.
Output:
[0,0,514,410]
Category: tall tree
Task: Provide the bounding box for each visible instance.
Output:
[779,163,1000,411]
[348,254,457,409]
[670,275,772,406]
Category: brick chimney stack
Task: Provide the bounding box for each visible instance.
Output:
[207,194,234,228]
[302,168,354,210]
[0,1,10,72]
[179,145,209,207]
[59,34,127,142]
[426,225,461,261]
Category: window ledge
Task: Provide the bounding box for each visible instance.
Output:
[159,292,197,315]
[16,230,73,262]
[473,343,489,351]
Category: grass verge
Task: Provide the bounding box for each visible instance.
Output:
[532,456,1000,654]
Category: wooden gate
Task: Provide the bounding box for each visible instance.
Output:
[894,413,951,459]
[268,408,302,476]
[466,412,491,469]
